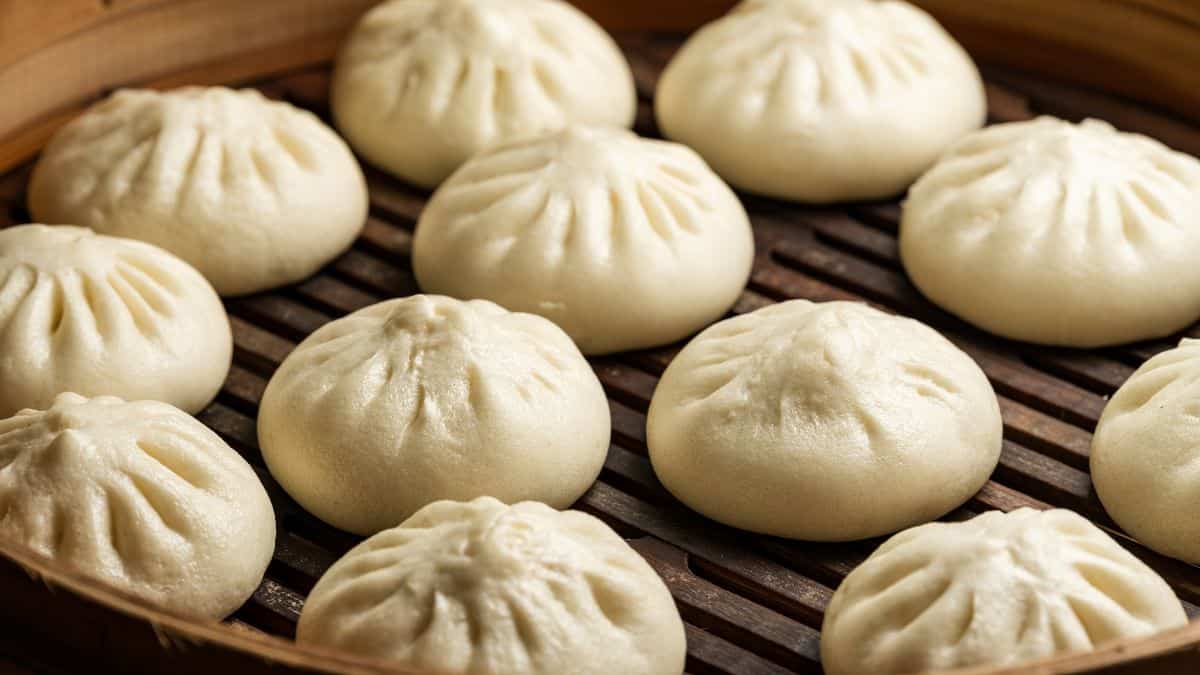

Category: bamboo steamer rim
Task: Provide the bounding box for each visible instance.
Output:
[0,1,1198,673]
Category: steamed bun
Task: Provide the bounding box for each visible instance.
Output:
[258,295,610,535]
[901,117,1200,347]
[655,0,985,203]
[298,497,686,675]
[413,126,754,355]
[331,0,636,189]
[0,393,276,619]
[1092,338,1200,563]
[647,300,1001,541]
[29,87,368,296]
[821,508,1187,674]
[0,225,231,418]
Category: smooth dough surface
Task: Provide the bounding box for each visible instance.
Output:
[655,0,985,203]
[647,300,1001,541]
[821,508,1187,674]
[298,497,685,674]
[413,126,754,355]
[332,0,636,189]
[1092,339,1200,563]
[0,225,231,418]
[0,393,276,619]
[258,295,610,535]
[29,86,368,296]
[901,117,1200,347]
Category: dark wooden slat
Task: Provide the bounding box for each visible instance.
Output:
[234,579,303,639]
[365,168,425,224]
[970,479,1052,512]
[1020,350,1133,395]
[995,441,1094,514]
[357,217,413,258]
[593,358,659,412]
[291,274,379,317]
[196,403,263,464]
[609,398,649,452]
[848,203,901,232]
[634,539,822,674]
[998,398,1092,471]
[807,211,900,269]
[683,625,795,675]
[328,248,419,298]
[228,294,331,341]
[600,444,675,506]
[229,315,294,375]
[220,364,267,412]
[579,482,834,630]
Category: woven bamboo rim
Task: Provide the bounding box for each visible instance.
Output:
[0,1,1198,673]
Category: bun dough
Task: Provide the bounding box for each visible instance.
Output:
[298,496,686,675]
[655,0,984,203]
[647,300,1001,541]
[821,508,1187,674]
[0,225,231,418]
[413,126,754,355]
[258,295,610,535]
[901,117,1200,347]
[29,87,367,296]
[1092,339,1200,563]
[331,0,636,189]
[0,393,276,619]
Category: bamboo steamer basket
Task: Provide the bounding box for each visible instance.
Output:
[0,1,1198,673]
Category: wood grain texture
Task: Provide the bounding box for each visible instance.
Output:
[914,0,1200,124]
[0,0,376,172]
[0,0,103,69]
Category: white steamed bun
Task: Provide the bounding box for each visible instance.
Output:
[332,0,637,189]
[29,86,368,296]
[1092,338,1200,563]
[648,300,1002,541]
[413,125,754,355]
[655,0,985,203]
[821,508,1188,674]
[258,295,610,535]
[0,393,276,619]
[0,224,230,418]
[298,496,686,675]
[901,117,1200,347]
